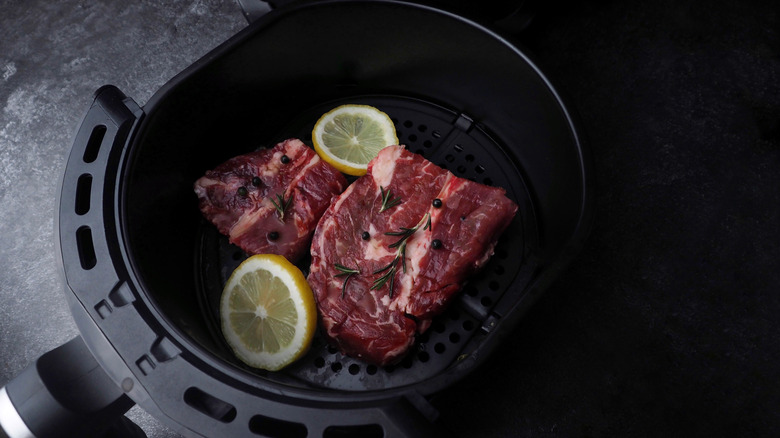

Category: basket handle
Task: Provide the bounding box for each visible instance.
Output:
[18,84,147,437]
[0,337,141,438]
[1,85,145,438]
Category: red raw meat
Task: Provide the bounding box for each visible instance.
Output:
[194,138,347,262]
[308,145,518,365]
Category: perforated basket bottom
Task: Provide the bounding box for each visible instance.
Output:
[196,95,538,391]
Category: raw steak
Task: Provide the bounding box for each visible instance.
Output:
[194,138,347,262]
[308,145,518,365]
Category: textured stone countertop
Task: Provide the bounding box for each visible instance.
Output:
[0,1,243,436]
[1,0,778,437]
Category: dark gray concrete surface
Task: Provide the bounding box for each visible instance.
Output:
[1,0,778,437]
[1,1,243,436]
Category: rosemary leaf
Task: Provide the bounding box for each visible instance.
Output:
[335,263,360,274]
[334,263,360,299]
[388,238,408,249]
[379,186,402,213]
[270,192,293,222]
[372,260,395,275]
[371,265,395,291]
[389,273,396,298]
[370,213,431,298]
[385,230,411,237]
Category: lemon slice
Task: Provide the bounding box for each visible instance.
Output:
[220,254,317,371]
[312,104,398,176]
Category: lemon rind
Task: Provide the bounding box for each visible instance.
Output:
[312,104,398,176]
[220,254,317,371]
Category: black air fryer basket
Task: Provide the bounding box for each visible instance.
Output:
[2,1,593,437]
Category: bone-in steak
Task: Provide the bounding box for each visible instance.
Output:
[194,138,347,262]
[308,145,518,365]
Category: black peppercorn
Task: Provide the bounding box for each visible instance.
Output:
[281,155,290,164]
[268,231,279,241]
[431,239,442,249]
[251,176,262,187]
[237,186,248,197]
[361,231,370,240]
[432,198,442,208]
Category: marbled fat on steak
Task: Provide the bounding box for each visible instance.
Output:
[194,138,347,262]
[308,145,518,365]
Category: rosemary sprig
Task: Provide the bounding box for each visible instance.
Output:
[379,186,402,212]
[270,192,293,222]
[371,261,398,297]
[371,213,431,298]
[334,263,360,299]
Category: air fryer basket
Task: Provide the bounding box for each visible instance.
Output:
[196,94,538,390]
[54,1,593,436]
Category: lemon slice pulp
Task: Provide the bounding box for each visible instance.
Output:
[312,104,398,176]
[220,254,317,371]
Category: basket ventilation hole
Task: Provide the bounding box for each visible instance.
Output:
[76,226,97,270]
[75,174,92,215]
[249,414,307,438]
[183,387,236,423]
[331,362,343,372]
[324,424,384,438]
[348,364,360,375]
[83,124,106,163]
[434,343,446,354]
